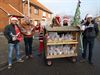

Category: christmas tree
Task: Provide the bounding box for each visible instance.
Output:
[72,0,81,26]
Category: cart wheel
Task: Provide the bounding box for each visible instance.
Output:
[72,58,77,63]
[47,60,52,66]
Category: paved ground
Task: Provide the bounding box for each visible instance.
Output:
[0,33,39,66]
[0,36,25,66]
[0,35,100,75]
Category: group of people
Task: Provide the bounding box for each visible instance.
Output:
[4,14,99,69]
[51,15,69,27]
[4,16,43,69]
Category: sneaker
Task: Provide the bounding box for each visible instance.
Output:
[17,59,24,63]
[29,55,33,59]
[8,64,12,69]
[47,60,52,66]
[26,56,29,59]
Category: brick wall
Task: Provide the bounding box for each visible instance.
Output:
[0,0,23,31]
[23,3,52,26]
[0,9,9,31]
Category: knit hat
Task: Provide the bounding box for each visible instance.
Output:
[11,17,18,21]
[87,14,93,18]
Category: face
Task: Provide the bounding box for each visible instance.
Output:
[11,20,18,25]
[87,17,92,23]
[63,20,68,24]
[25,20,30,25]
[37,21,41,25]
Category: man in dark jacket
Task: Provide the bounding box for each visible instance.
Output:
[81,14,99,65]
[4,17,24,69]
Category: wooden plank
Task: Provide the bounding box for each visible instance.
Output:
[46,53,78,59]
[47,42,78,45]
[45,26,80,32]
[47,40,77,43]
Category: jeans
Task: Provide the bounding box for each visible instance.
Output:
[82,37,95,62]
[8,43,20,65]
[24,37,33,56]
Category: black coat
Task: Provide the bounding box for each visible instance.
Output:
[83,23,99,39]
[4,23,20,43]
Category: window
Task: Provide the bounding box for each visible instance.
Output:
[22,0,25,1]
[34,8,39,15]
[48,14,51,18]
[22,0,26,2]
[42,12,46,17]
[34,20,38,26]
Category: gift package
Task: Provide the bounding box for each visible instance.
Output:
[47,45,76,56]
[47,32,74,42]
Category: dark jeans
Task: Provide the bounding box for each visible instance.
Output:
[82,37,95,62]
[24,37,33,56]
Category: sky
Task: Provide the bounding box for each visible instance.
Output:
[38,0,100,19]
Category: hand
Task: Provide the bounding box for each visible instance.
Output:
[81,26,85,30]
[26,31,31,35]
[12,35,17,41]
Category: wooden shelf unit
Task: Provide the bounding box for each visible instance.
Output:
[44,26,80,60]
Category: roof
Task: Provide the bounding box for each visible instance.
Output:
[30,0,52,14]
[0,2,24,17]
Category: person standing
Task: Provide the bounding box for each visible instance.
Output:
[21,16,35,59]
[4,17,24,69]
[35,21,44,56]
[81,14,99,65]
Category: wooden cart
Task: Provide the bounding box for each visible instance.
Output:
[43,26,80,66]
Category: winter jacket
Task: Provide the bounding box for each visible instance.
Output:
[4,23,21,43]
[83,23,99,39]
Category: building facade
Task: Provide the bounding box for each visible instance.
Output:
[23,0,52,26]
[0,0,23,31]
[0,0,52,31]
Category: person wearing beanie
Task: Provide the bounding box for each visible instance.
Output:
[4,17,24,69]
[51,15,61,27]
[63,16,69,26]
[21,16,35,59]
[80,14,99,65]
[35,21,44,56]
[55,15,61,26]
